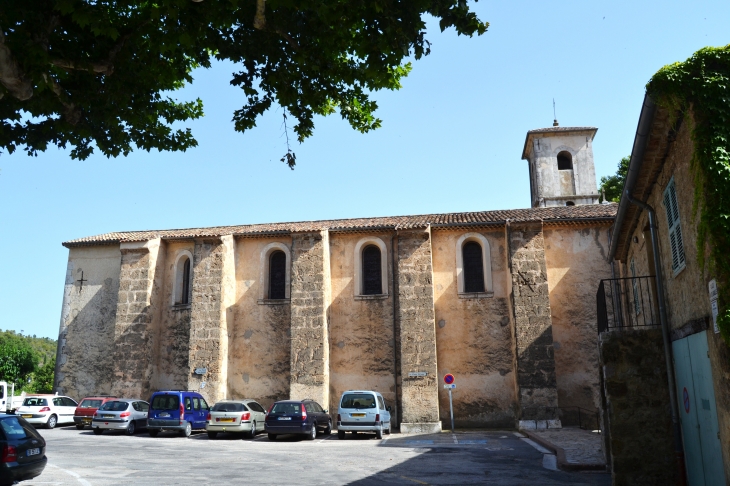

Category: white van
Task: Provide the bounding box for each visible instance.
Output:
[336,390,392,439]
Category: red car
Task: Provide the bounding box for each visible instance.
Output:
[73,396,117,430]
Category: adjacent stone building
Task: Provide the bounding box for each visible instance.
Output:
[55,125,617,433]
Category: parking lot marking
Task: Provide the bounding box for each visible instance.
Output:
[47,464,92,486]
[452,434,458,444]
[520,438,551,454]
[399,475,431,485]
[512,431,526,438]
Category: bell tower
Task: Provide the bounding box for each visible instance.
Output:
[521,123,600,207]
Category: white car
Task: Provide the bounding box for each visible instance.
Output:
[206,399,267,439]
[16,395,78,429]
[336,390,392,439]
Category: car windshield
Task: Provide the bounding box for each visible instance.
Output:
[270,403,302,414]
[22,397,48,407]
[212,402,247,412]
[80,399,103,408]
[0,417,27,439]
[340,394,376,409]
[99,401,129,412]
[151,395,180,411]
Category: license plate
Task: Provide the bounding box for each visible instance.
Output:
[217,418,235,423]
[278,417,292,420]
[351,413,366,417]
[27,448,40,457]
[102,414,114,419]
[22,414,32,418]
[160,413,170,417]
[83,418,92,424]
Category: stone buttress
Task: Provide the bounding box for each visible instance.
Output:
[396,228,441,433]
[508,222,561,428]
[289,231,331,407]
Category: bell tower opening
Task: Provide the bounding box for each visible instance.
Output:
[557,151,573,170]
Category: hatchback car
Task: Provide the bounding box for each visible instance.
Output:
[73,396,117,430]
[91,399,149,435]
[15,395,78,429]
[206,399,266,439]
[265,399,331,441]
[337,390,392,439]
[0,414,47,485]
[147,391,209,437]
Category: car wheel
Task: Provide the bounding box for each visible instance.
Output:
[306,423,317,440]
[181,422,192,437]
[93,428,103,435]
[375,425,383,440]
[385,423,391,435]
[148,429,159,437]
[46,415,57,429]
[268,433,277,441]
[248,421,257,439]
[337,430,345,440]
[76,424,85,430]
[207,431,218,440]
[323,420,332,436]
[125,421,136,436]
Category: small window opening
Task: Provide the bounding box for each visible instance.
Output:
[462,241,485,293]
[181,257,191,304]
[565,201,575,206]
[557,151,573,170]
[269,250,287,299]
[362,245,382,295]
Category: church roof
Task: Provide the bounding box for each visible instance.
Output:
[521,126,598,160]
[63,204,618,247]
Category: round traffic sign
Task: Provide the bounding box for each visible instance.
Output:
[444,374,455,385]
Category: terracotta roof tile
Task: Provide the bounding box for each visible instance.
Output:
[63,204,618,247]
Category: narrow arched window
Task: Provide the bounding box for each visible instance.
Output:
[362,245,382,295]
[463,241,485,293]
[181,257,191,304]
[557,151,573,170]
[269,251,287,299]
[566,201,575,206]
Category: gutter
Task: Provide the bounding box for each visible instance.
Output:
[607,94,657,261]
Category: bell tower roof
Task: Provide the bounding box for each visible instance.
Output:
[521,126,597,161]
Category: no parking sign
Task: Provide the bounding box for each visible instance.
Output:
[444,373,455,385]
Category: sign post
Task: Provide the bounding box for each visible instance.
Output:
[443,374,455,432]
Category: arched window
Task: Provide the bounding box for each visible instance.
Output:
[565,201,575,206]
[269,251,287,300]
[462,242,485,293]
[557,151,573,170]
[362,245,382,295]
[173,251,193,306]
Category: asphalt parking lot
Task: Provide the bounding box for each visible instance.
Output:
[22,426,611,485]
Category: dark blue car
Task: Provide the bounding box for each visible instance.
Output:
[0,414,47,486]
[147,391,209,437]
[265,399,332,441]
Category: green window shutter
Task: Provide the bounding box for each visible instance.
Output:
[663,178,686,274]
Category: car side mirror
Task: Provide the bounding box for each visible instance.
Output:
[386,406,392,412]
[323,409,328,413]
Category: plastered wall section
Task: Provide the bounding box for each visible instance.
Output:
[431,229,516,427]
[531,132,598,201]
[229,237,292,409]
[328,233,396,416]
[152,240,193,391]
[622,119,730,480]
[397,229,440,430]
[290,231,331,407]
[55,245,121,399]
[544,225,612,413]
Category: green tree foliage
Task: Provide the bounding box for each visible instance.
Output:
[647,45,730,341]
[0,332,38,387]
[599,156,630,203]
[29,358,56,394]
[0,0,488,166]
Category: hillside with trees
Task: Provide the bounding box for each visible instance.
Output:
[0,329,57,394]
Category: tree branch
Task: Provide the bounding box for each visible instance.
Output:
[51,59,114,75]
[42,73,82,125]
[252,0,299,51]
[0,27,34,100]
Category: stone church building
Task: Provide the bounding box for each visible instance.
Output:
[55,125,617,433]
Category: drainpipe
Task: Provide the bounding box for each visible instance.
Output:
[391,233,399,428]
[624,192,687,486]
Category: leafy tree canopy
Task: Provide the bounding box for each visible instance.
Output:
[30,358,56,394]
[599,156,630,203]
[0,0,488,166]
[0,332,38,387]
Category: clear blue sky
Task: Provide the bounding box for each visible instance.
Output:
[1,0,728,339]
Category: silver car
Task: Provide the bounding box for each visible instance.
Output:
[206,399,266,439]
[337,390,392,439]
[91,399,149,435]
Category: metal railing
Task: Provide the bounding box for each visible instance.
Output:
[597,276,660,333]
[520,406,601,431]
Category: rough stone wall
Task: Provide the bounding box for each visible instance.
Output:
[111,239,163,399]
[290,231,330,407]
[396,228,440,429]
[188,236,233,404]
[544,226,612,414]
[328,233,395,417]
[431,229,516,427]
[508,222,559,420]
[55,246,121,400]
[152,241,193,391]
[229,237,291,409]
[599,329,676,485]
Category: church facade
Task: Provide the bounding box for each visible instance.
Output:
[55,126,617,433]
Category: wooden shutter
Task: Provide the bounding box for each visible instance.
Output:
[663,178,686,274]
